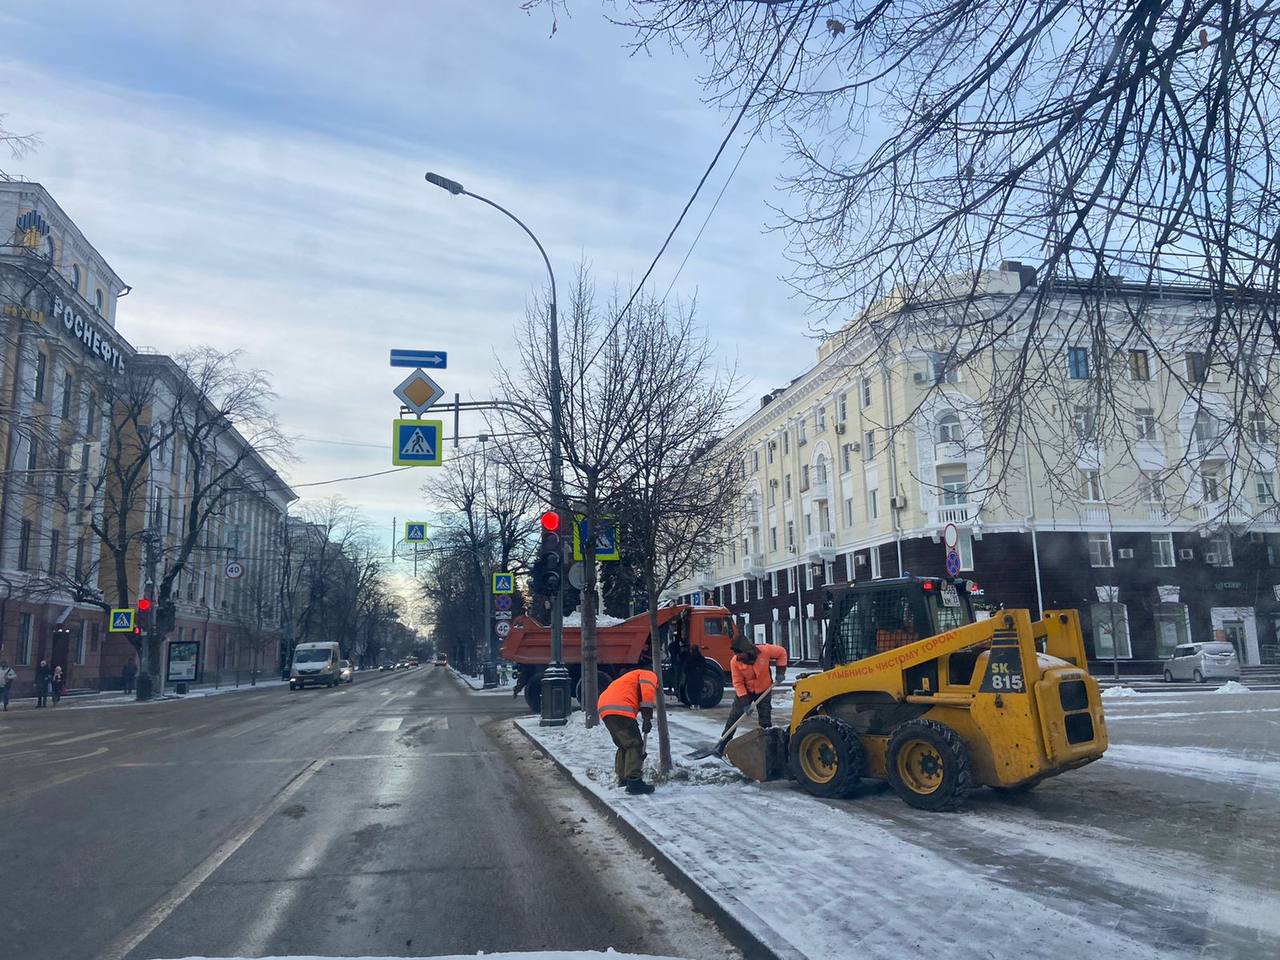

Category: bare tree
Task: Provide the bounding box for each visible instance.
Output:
[281,497,365,648]
[610,1,1280,515]
[0,111,38,179]
[616,293,743,773]
[492,264,654,723]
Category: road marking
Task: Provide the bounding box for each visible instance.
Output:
[326,717,358,733]
[374,718,403,732]
[98,759,325,960]
[0,731,76,747]
[114,727,168,741]
[163,723,210,739]
[45,728,121,746]
[35,745,109,765]
[0,748,48,761]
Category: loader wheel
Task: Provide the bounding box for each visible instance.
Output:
[887,719,973,812]
[789,715,865,799]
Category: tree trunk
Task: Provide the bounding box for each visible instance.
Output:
[645,571,672,775]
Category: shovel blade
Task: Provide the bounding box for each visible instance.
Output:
[684,742,722,760]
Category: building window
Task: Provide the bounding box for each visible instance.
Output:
[801,464,810,491]
[94,288,105,314]
[869,547,882,579]
[767,443,774,465]
[1192,410,1216,452]
[1185,351,1209,383]
[842,443,854,473]
[769,570,778,597]
[1200,467,1221,503]
[769,526,778,551]
[33,351,47,402]
[863,430,875,461]
[785,567,795,593]
[752,449,760,471]
[1128,349,1151,381]
[958,529,974,571]
[1067,346,1090,379]
[1152,533,1175,567]
[1072,404,1095,438]
[1257,474,1276,505]
[26,435,38,472]
[17,519,32,571]
[1135,408,1157,441]
[1091,602,1131,658]
[843,497,854,527]
[729,581,737,605]
[783,430,790,454]
[73,622,87,665]
[805,564,814,590]
[784,475,793,500]
[804,512,812,536]
[48,528,60,574]
[837,392,848,422]
[786,521,795,551]
[1248,410,1269,444]
[861,375,872,408]
[85,391,96,436]
[17,613,33,664]
[72,263,82,291]
[1140,471,1165,509]
[930,351,959,385]
[867,488,879,519]
[74,535,85,579]
[1154,603,1189,657]
[1207,534,1232,567]
[844,553,855,581]
[1088,532,1113,567]
[1079,469,1104,502]
[936,411,962,443]
[797,418,807,444]
[815,405,826,431]
[60,371,74,419]
[938,468,968,505]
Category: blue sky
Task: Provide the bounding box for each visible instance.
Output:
[0,1,816,566]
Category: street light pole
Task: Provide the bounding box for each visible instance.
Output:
[424,172,570,724]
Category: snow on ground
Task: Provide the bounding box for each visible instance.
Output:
[447,664,518,695]
[61,679,290,709]
[1213,680,1252,694]
[1101,684,1143,698]
[1103,743,1280,790]
[519,712,1260,960]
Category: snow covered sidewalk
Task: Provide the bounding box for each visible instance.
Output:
[447,664,517,694]
[519,711,1279,960]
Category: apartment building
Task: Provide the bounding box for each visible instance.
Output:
[679,265,1280,673]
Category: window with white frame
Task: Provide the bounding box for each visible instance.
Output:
[861,375,872,408]
[1140,471,1165,506]
[936,411,962,443]
[1192,410,1216,450]
[1154,603,1189,656]
[868,488,879,519]
[801,464,810,490]
[786,567,795,592]
[1091,602,1131,658]
[930,351,959,384]
[1207,534,1232,567]
[958,529,974,571]
[843,497,854,527]
[1200,466,1222,502]
[786,521,795,551]
[752,448,760,471]
[938,467,968,505]
[1079,469,1104,502]
[863,430,875,460]
[1248,410,1269,444]
[730,581,737,604]
[1135,407,1157,441]
[784,474,793,500]
[869,547,882,578]
[1152,533,1175,567]
[768,484,776,506]
[1067,346,1091,379]
[842,443,854,472]
[804,513,812,535]
[17,613,33,664]
[816,405,826,431]
[1128,349,1151,381]
[783,430,790,454]
[837,392,848,422]
[1072,404,1095,439]
[770,526,777,550]
[805,565,814,590]
[1088,532,1113,567]
[767,443,775,465]
[1185,350,1209,383]
[1257,474,1276,505]
[844,553,855,580]
[797,418,807,444]
[769,570,778,595]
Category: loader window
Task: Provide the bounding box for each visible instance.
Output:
[828,587,931,666]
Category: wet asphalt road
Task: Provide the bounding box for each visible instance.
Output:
[0,666,733,960]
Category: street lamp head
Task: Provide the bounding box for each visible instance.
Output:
[424,171,465,196]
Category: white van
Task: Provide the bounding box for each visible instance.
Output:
[290,642,343,689]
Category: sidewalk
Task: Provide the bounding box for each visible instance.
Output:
[517,711,1189,960]
[447,663,517,695]
[4,677,289,710]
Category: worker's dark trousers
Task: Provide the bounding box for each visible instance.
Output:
[722,690,772,737]
[603,714,645,783]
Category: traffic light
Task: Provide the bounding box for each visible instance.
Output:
[137,597,152,612]
[534,510,564,595]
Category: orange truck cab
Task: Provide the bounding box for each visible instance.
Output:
[501,604,740,712]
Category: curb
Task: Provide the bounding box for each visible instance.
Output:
[513,720,801,960]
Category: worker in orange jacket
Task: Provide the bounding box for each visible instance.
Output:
[715,636,788,757]
[597,668,659,794]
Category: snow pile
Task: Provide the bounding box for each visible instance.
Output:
[562,612,626,627]
[1104,744,1280,790]
[163,953,687,959]
[1212,680,1252,694]
[1101,685,1143,698]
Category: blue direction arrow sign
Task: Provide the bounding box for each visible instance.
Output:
[392,419,444,466]
[404,521,429,543]
[390,349,447,369]
[109,608,135,633]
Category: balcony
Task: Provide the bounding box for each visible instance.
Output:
[1195,436,1231,462]
[1197,501,1253,525]
[742,554,765,578]
[1081,504,1110,525]
[805,531,837,562]
[927,502,979,527]
[742,497,763,529]
[696,568,716,590]
[809,473,831,500]
[934,441,967,465]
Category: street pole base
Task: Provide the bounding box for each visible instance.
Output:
[539,665,571,726]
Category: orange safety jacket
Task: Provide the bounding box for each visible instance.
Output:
[597,669,659,721]
[731,643,788,697]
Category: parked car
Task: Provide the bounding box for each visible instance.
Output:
[338,659,354,684]
[1163,641,1241,683]
[379,663,392,672]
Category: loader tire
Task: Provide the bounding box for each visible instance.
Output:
[886,719,973,811]
[789,715,865,799]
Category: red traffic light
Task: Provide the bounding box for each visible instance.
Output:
[540,510,561,533]
[137,597,152,611]
[132,626,141,635]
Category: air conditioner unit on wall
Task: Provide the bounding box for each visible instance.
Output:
[769,479,779,487]
[850,441,861,451]
[1117,548,1134,559]
[1178,548,1194,560]
[1250,532,1265,543]
[1205,552,1220,565]
[835,423,846,434]
[889,495,908,510]
[913,371,926,384]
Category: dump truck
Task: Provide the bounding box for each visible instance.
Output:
[723,576,1108,810]
[501,604,741,712]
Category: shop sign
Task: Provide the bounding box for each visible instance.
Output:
[49,294,125,373]
[1214,581,1242,591]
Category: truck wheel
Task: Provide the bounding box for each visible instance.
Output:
[574,670,612,708]
[789,715,865,799]
[687,660,725,709]
[886,719,973,811]
[523,670,543,713]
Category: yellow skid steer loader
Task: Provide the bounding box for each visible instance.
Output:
[723,576,1108,810]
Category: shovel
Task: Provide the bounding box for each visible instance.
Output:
[685,684,774,760]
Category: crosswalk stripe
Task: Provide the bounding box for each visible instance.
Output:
[45,728,121,746]
[327,717,358,733]
[374,718,403,732]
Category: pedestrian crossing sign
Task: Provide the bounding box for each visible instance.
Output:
[404,521,429,543]
[109,608,135,632]
[391,418,443,466]
[492,572,514,594]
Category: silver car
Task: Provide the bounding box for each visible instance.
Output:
[1163,641,1241,683]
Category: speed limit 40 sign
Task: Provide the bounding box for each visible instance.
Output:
[225,561,245,580]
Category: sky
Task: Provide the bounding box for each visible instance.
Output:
[0,0,817,589]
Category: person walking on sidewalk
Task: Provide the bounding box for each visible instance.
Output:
[1,659,15,711]
[35,659,52,708]
[121,659,137,695]
[51,665,64,705]
[598,668,659,795]
[715,636,788,757]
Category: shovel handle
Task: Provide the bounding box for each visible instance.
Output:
[712,683,774,750]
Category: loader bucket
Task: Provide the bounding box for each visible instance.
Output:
[724,727,789,782]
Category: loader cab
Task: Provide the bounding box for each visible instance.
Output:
[823,577,979,668]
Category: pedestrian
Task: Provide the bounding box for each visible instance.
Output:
[597,668,659,795]
[715,636,788,757]
[51,665,64,705]
[35,659,52,708]
[0,659,15,711]
[121,659,137,695]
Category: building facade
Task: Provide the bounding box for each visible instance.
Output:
[678,265,1280,673]
[0,179,295,694]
